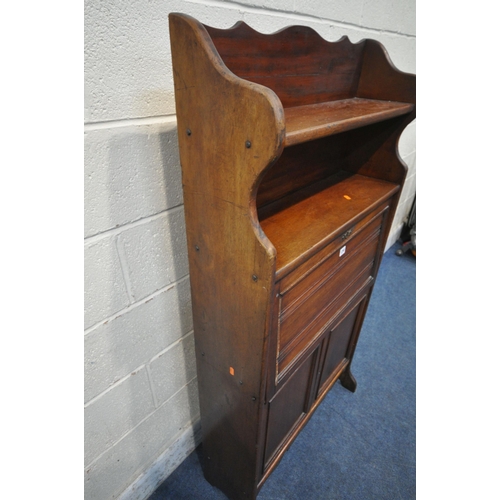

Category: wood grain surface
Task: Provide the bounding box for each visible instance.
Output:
[170,13,284,500]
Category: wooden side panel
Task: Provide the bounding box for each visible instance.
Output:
[205,22,365,107]
[169,13,285,500]
[346,39,416,252]
[354,39,416,188]
[357,40,416,105]
[340,116,410,184]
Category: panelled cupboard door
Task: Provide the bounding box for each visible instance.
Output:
[317,297,367,396]
[263,345,320,468]
[263,291,370,475]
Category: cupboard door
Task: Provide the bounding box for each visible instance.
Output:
[317,298,365,396]
[263,346,319,468]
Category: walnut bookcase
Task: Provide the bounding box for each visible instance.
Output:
[169,13,415,500]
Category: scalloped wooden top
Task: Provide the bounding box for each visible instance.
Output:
[171,13,415,148]
[204,20,366,107]
[200,16,415,145]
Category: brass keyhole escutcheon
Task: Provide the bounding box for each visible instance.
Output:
[342,229,352,240]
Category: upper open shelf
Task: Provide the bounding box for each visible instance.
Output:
[284,98,414,147]
[203,18,416,148]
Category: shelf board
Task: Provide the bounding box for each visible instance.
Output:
[259,172,399,278]
[284,98,414,147]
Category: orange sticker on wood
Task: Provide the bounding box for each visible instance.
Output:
[229,367,235,376]
[343,195,351,200]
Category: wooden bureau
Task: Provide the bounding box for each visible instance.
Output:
[169,13,415,500]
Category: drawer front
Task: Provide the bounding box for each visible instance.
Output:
[277,229,379,376]
[280,208,384,312]
[279,203,388,292]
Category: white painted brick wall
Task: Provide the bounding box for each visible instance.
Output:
[84,121,183,239]
[85,367,155,465]
[84,278,192,403]
[148,332,197,406]
[85,379,200,500]
[84,1,415,499]
[117,209,189,301]
[84,237,130,330]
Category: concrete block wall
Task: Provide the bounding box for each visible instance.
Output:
[84,1,415,499]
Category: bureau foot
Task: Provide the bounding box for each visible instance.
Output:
[340,367,357,392]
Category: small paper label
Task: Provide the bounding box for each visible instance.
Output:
[339,245,346,257]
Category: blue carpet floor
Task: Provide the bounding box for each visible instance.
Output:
[149,243,416,499]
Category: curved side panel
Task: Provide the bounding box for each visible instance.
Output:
[354,39,416,186]
[340,113,414,253]
[350,40,416,259]
[169,13,284,500]
[357,39,416,105]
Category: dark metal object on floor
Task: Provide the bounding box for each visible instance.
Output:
[396,196,416,256]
